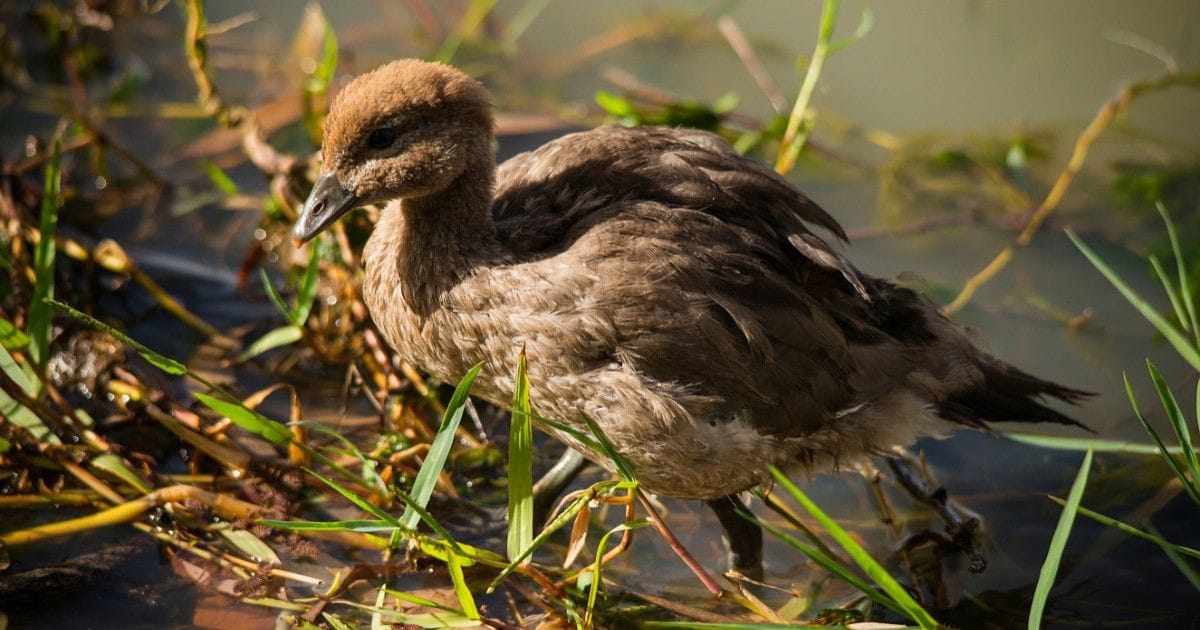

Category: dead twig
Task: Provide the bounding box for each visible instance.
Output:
[717,15,787,113]
[943,69,1200,316]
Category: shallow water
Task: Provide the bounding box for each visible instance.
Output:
[3,0,1200,627]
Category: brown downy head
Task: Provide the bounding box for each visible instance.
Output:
[293,59,494,244]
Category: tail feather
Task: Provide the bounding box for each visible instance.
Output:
[936,361,1093,431]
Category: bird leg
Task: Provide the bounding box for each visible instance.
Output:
[705,494,764,580]
[886,453,987,573]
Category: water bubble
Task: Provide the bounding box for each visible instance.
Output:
[95,176,108,190]
[254,228,267,240]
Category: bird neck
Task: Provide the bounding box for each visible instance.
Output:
[370,149,499,316]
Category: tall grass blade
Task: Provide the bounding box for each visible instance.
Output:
[445,550,480,620]
[1148,523,1200,591]
[584,519,650,628]
[1156,201,1199,339]
[400,363,483,530]
[507,351,534,562]
[768,466,937,628]
[487,483,602,590]
[1125,374,1200,505]
[1029,448,1093,629]
[1149,255,1190,335]
[259,269,297,325]
[90,453,151,493]
[0,344,49,438]
[258,519,394,532]
[237,325,303,362]
[371,584,386,630]
[0,317,29,350]
[306,468,403,527]
[652,619,840,624]
[754,516,903,616]
[580,413,636,481]
[1146,360,1200,499]
[339,602,479,628]
[292,243,321,324]
[434,0,499,63]
[306,18,338,94]
[484,482,609,590]
[1005,432,1198,455]
[1067,229,1200,370]
[1056,499,1200,562]
[194,392,293,446]
[27,138,61,370]
[201,160,239,195]
[46,299,187,376]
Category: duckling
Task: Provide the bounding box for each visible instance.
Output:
[293,59,1087,577]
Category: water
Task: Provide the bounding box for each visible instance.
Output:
[3,0,1199,626]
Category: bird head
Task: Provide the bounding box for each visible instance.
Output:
[293,59,493,244]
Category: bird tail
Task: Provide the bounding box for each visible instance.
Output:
[935,361,1093,431]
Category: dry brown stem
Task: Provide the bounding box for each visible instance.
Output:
[943,69,1200,316]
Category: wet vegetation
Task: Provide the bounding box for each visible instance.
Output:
[1,1,1199,628]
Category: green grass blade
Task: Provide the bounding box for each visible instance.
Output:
[1029,449,1093,629]
[507,351,534,562]
[585,519,650,628]
[501,0,552,52]
[1125,374,1200,505]
[1067,229,1200,370]
[768,466,937,628]
[307,468,403,527]
[1145,360,1200,500]
[46,298,187,376]
[400,363,483,530]
[445,550,480,620]
[90,453,151,493]
[1148,523,1200,591]
[292,243,321,325]
[1149,255,1191,336]
[370,582,386,630]
[648,619,835,624]
[0,344,52,439]
[338,602,479,628]
[194,392,293,446]
[27,138,61,370]
[236,325,303,362]
[384,588,469,615]
[258,519,395,532]
[304,14,338,94]
[580,413,636,481]
[1156,201,1199,339]
[260,268,299,326]
[1055,499,1200,562]
[755,516,903,616]
[1005,432,1198,455]
[433,0,498,63]
[487,481,607,591]
[201,160,239,195]
[0,317,30,350]
[219,528,280,564]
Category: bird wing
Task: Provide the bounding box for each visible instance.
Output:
[491,126,900,437]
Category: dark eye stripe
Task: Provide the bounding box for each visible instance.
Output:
[367,128,398,150]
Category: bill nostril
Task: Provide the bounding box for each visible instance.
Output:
[312,200,326,215]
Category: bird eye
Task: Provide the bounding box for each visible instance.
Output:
[366,128,398,150]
